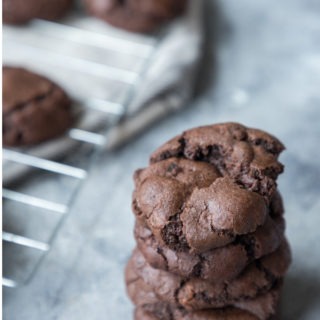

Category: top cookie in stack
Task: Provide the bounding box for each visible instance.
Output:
[126,123,291,320]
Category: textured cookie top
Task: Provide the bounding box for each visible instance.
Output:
[134,158,269,253]
[3,67,72,146]
[133,123,285,253]
[181,177,267,252]
[151,123,284,200]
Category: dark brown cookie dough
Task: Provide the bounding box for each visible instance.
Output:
[150,123,284,200]
[135,303,263,320]
[83,0,188,33]
[3,0,73,24]
[133,157,271,253]
[180,177,268,252]
[3,67,73,146]
[135,213,285,283]
[125,241,291,311]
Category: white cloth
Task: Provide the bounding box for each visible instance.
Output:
[3,0,205,183]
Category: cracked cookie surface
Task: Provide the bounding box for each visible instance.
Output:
[3,67,73,146]
[133,154,283,253]
[150,123,284,200]
[135,211,285,283]
[125,240,291,312]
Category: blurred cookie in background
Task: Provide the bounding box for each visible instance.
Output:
[3,66,73,146]
[83,0,188,33]
[3,0,74,24]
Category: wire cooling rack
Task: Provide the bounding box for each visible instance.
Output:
[2,16,158,288]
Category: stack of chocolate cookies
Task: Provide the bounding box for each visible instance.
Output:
[126,123,291,320]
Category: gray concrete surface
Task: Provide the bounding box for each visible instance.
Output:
[4,0,320,319]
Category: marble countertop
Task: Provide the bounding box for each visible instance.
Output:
[4,0,320,319]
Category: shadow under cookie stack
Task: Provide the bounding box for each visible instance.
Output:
[126,123,291,320]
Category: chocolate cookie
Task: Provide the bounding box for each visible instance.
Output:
[129,278,282,320]
[3,67,73,146]
[150,123,284,200]
[133,156,276,253]
[135,304,262,320]
[3,0,73,24]
[83,0,188,33]
[125,241,291,311]
[135,213,285,283]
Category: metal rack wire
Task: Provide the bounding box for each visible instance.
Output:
[2,17,158,288]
